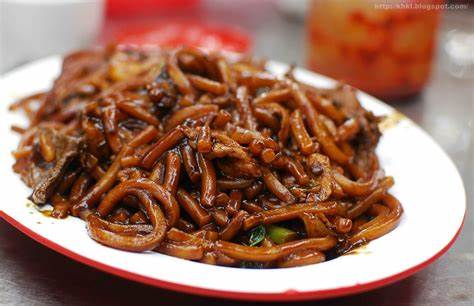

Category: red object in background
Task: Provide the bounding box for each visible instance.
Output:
[106,0,200,17]
[114,21,252,53]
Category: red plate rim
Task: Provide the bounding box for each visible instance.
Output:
[0,209,465,301]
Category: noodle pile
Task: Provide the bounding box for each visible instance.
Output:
[11,46,402,268]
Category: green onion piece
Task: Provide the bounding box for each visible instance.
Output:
[249,225,266,246]
[267,225,297,244]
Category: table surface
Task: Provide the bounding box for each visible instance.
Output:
[1,2,472,305]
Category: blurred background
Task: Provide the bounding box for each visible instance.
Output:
[0,0,473,305]
[1,0,473,95]
[1,0,473,98]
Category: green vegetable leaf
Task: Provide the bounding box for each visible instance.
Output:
[267,224,297,244]
[249,225,266,246]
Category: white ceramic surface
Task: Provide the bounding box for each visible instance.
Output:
[0,57,466,301]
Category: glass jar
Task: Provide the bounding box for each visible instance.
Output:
[306,0,442,100]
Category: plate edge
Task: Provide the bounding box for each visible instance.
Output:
[0,210,465,301]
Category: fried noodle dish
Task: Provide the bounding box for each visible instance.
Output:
[10,47,402,268]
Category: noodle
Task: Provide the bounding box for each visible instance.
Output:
[11,46,402,268]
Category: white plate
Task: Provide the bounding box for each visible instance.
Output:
[0,57,466,301]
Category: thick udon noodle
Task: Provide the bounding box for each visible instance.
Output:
[11,46,402,268]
